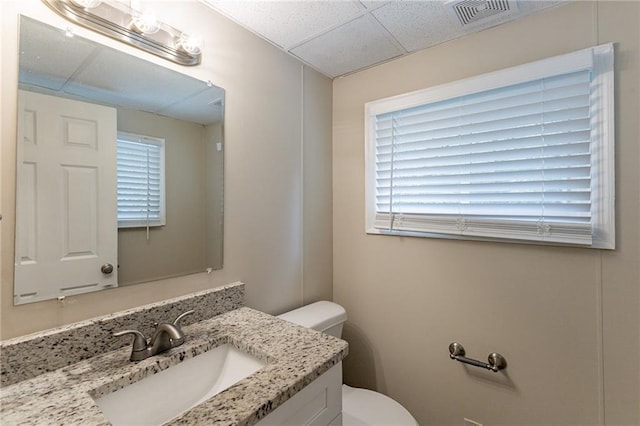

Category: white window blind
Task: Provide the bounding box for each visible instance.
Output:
[117,132,166,229]
[365,44,614,248]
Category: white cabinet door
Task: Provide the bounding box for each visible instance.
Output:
[256,363,343,426]
[15,90,118,304]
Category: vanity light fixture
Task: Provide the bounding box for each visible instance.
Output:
[175,33,203,55]
[42,0,202,66]
[70,0,102,8]
[130,10,160,35]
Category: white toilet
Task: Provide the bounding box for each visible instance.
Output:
[278,301,418,426]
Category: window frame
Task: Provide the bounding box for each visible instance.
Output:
[116,131,166,229]
[364,44,615,249]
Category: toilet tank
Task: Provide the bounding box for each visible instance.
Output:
[277,301,347,338]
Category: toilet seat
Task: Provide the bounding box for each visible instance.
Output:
[341,385,418,426]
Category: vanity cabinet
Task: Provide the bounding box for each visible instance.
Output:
[257,363,343,426]
[0,290,348,426]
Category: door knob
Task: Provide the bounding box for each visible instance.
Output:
[101,263,114,274]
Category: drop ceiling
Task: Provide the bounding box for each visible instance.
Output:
[201,0,565,79]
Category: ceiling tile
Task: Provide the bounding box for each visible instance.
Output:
[203,0,366,50]
[514,1,566,16]
[19,19,97,91]
[160,86,225,125]
[202,0,568,78]
[373,0,565,53]
[67,48,207,112]
[358,0,392,10]
[372,1,464,52]
[290,14,404,78]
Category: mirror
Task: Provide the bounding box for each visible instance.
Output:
[14,16,224,305]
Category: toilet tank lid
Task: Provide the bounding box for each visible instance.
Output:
[278,301,347,332]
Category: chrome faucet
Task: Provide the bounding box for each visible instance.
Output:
[114,310,195,361]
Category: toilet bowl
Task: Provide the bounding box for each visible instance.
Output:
[278,301,418,426]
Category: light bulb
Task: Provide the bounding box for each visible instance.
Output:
[70,0,102,8]
[131,10,160,35]
[176,33,203,55]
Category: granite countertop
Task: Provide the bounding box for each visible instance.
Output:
[0,307,348,425]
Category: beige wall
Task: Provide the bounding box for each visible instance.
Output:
[1,0,333,338]
[333,2,639,425]
[117,108,209,285]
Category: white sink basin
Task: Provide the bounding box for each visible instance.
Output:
[94,344,266,426]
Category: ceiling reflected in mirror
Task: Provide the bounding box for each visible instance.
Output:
[19,16,221,125]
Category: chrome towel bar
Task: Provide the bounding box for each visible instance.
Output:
[448,342,507,372]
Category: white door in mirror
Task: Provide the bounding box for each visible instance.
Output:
[15,90,118,304]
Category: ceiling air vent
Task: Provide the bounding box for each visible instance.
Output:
[445,0,519,28]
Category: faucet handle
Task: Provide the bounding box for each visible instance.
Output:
[173,310,195,329]
[113,329,148,352]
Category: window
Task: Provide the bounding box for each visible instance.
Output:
[365,44,614,249]
[117,132,166,228]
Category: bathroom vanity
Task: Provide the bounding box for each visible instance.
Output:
[0,283,348,425]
